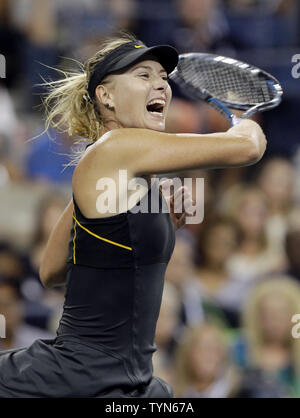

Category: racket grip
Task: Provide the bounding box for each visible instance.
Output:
[230,115,243,126]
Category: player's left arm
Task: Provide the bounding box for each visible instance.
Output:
[39,199,73,288]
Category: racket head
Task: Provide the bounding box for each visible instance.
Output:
[169,53,283,113]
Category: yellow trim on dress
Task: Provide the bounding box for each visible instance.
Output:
[72,215,132,251]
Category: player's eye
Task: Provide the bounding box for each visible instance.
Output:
[139,73,149,78]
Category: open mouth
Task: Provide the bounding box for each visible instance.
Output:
[146,99,165,116]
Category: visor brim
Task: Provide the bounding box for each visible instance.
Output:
[109,45,178,75]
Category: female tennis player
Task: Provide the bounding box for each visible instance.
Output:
[0,34,266,398]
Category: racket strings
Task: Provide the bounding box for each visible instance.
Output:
[179,58,275,105]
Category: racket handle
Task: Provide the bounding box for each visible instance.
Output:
[230,115,243,126]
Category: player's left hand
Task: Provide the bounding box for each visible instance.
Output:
[159,179,196,230]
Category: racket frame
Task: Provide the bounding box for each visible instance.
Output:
[169,53,283,126]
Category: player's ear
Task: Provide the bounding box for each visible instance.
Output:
[95,84,114,110]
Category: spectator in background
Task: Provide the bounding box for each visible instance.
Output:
[173,0,233,54]
[285,210,300,283]
[107,0,137,34]
[224,0,296,14]
[165,98,202,134]
[175,322,284,398]
[183,216,246,328]
[165,236,194,293]
[223,0,298,49]
[137,0,233,56]
[0,242,27,284]
[135,0,178,47]
[224,186,286,282]
[233,276,300,397]
[257,157,296,254]
[72,0,138,65]
[0,241,53,331]
[6,0,61,109]
[0,278,53,350]
[164,236,205,329]
[56,0,137,49]
[174,322,242,397]
[11,0,138,70]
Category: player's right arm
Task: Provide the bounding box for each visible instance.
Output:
[92,119,266,176]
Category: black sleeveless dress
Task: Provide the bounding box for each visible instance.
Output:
[0,177,176,397]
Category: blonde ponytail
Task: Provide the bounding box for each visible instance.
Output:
[42,32,139,158]
[44,69,102,144]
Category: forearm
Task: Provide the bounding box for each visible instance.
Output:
[175,131,254,169]
[177,119,267,170]
[112,120,267,176]
[39,198,74,288]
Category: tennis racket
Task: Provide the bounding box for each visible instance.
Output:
[168,53,283,126]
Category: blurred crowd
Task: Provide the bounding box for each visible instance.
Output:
[0,0,299,398]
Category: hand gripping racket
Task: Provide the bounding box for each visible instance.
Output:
[169,53,283,126]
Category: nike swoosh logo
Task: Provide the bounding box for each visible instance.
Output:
[134,45,143,48]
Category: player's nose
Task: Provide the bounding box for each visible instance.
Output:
[152,75,167,91]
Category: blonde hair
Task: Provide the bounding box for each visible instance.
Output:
[174,323,237,397]
[243,276,300,373]
[42,32,140,160]
[220,184,269,250]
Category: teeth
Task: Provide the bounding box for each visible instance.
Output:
[147,99,165,106]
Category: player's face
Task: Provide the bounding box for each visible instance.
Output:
[108,60,172,131]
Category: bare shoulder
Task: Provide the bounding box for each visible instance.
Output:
[93,128,175,149]
[73,131,120,177]
[71,130,141,218]
[76,128,173,171]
